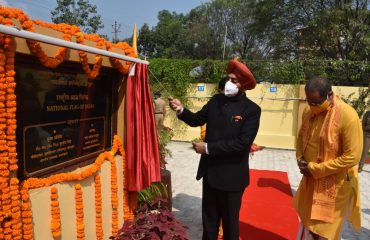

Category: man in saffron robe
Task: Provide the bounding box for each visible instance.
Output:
[294,77,363,240]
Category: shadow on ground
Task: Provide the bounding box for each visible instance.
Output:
[362,209,370,215]
[172,193,202,213]
[341,221,370,240]
[239,221,290,240]
[172,193,203,239]
[257,177,293,196]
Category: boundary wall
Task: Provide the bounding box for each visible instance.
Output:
[165,83,364,150]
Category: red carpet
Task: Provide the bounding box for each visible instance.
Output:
[239,169,299,240]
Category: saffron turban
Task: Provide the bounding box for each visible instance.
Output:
[226,60,256,90]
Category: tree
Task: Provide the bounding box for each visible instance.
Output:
[138,23,156,58]
[138,7,224,59]
[299,0,370,60]
[253,0,370,60]
[51,0,104,34]
[185,5,224,59]
[248,0,297,59]
[153,10,188,58]
[205,0,260,60]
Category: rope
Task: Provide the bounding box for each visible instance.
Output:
[148,68,173,97]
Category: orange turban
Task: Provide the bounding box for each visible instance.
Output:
[226,60,256,90]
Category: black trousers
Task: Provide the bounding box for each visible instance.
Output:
[202,179,245,240]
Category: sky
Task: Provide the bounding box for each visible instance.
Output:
[3,0,209,39]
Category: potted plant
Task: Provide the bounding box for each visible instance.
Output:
[112,199,188,240]
[157,126,174,210]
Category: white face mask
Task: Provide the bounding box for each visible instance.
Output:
[224,80,239,97]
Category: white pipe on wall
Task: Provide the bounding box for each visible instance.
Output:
[0,25,149,65]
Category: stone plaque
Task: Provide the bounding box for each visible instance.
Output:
[15,54,117,178]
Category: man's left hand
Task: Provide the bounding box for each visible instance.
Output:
[192,141,206,154]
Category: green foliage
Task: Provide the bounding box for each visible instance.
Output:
[205,0,257,59]
[149,59,225,104]
[136,128,173,208]
[187,5,224,59]
[51,0,104,33]
[137,183,169,207]
[157,128,173,168]
[247,61,305,84]
[114,199,188,239]
[136,0,370,61]
[149,58,370,91]
[138,23,156,58]
[297,1,370,61]
[138,6,224,59]
[342,87,370,119]
[302,59,370,86]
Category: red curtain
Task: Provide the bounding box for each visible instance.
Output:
[125,63,161,191]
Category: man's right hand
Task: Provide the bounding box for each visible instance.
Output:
[298,158,312,177]
[168,96,183,113]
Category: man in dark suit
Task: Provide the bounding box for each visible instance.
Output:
[169,60,261,240]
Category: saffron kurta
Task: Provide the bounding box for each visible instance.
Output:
[293,101,363,240]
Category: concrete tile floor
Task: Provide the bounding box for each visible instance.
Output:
[166,141,370,240]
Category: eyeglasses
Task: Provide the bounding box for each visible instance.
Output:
[306,98,326,106]
[228,77,239,84]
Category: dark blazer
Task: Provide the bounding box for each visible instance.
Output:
[178,92,261,191]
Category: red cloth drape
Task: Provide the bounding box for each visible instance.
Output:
[125,63,161,191]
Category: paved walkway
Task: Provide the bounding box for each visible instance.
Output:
[166,141,370,240]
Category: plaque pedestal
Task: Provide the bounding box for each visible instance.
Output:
[160,168,172,211]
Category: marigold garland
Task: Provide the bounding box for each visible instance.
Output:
[4,35,17,173]
[1,179,11,240]
[1,7,139,237]
[19,136,131,239]
[74,184,84,240]
[111,136,136,222]
[0,7,137,79]
[50,187,61,238]
[105,152,119,235]
[0,34,7,240]
[0,14,21,240]
[20,186,33,240]
[9,178,21,240]
[113,135,136,222]
[20,137,126,189]
[94,175,103,240]
[15,10,68,69]
[0,194,3,240]
[106,42,137,74]
[76,33,104,80]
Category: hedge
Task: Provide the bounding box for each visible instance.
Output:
[149,58,370,87]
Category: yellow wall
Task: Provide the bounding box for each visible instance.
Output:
[166,83,366,150]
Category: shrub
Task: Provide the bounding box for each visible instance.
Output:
[149,58,370,87]
[112,199,188,240]
[342,86,370,118]
[138,183,168,208]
